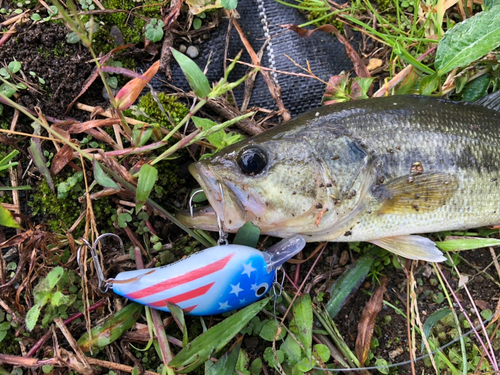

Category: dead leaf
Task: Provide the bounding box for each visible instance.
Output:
[367,58,383,71]
[115,60,160,110]
[100,151,136,184]
[51,143,76,175]
[54,118,121,134]
[355,276,388,366]
[474,299,491,311]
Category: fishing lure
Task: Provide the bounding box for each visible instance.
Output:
[78,234,305,316]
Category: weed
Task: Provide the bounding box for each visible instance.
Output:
[25,267,78,331]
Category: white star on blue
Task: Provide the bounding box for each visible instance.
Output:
[218,301,231,310]
[230,283,244,297]
[241,262,256,277]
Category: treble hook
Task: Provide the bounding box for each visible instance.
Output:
[189,189,205,218]
[77,233,124,293]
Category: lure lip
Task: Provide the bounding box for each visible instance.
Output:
[263,235,306,273]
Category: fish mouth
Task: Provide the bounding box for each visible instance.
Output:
[176,162,247,232]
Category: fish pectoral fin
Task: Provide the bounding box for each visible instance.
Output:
[369,235,446,262]
[374,172,458,214]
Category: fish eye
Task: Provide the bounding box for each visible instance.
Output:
[237,147,268,175]
[255,283,269,297]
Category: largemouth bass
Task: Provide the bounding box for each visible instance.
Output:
[178,93,500,262]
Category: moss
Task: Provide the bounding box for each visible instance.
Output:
[128,92,190,129]
[28,176,115,235]
[90,0,162,55]
[376,0,393,12]
[153,159,185,200]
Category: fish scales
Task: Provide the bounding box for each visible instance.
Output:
[178,94,500,261]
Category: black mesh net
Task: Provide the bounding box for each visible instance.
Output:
[154,0,353,116]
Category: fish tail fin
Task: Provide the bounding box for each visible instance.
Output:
[369,235,446,262]
[472,90,500,112]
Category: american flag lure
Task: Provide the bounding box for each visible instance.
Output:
[79,234,305,316]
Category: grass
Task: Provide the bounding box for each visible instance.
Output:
[0,0,499,374]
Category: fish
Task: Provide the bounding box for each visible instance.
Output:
[177,93,500,262]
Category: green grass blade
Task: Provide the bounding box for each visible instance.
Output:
[93,158,120,190]
[169,297,270,373]
[436,237,500,251]
[325,254,373,318]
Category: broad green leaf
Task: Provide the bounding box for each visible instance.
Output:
[0,203,20,228]
[189,188,207,203]
[259,319,284,341]
[132,123,154,147]
[435,6,500,75]
[25,304,43,331]
[374,358,390,374]
[171,48,210,98]
[145,19,164,42]
[325,254,374,318]
[66,31,81,44]
[280,335,301,364]
[78,303,143,352]
[169,297,270,373]
[117,212,132,228]
[221,0,237,9]
[436,237,500,251]
[460,74,491,101]
[421,308,451,352]
[419,73,440,96]
[8,61,21,74]
[249,358,262,375]
[93,158,120,189]
[136,164,158,213]
[46,267,64,289]
[313,344,330,362]
[205,336,242,375]
[233,222,261,248]
[193,18,202,30]
[192,116,223,148]
[263,347,284,369]
[290,294,313,361]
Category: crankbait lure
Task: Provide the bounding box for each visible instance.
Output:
[78,234,305,316]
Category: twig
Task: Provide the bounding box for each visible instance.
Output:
[489,247,500,281]
[182,93,265,135]
[86,357,162,375]
[54,318,94,374]
[231,15,291,121]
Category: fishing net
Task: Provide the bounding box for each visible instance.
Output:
[156,0,354,116]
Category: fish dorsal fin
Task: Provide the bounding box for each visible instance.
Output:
[373,172,458,214]
[471,90,500,112]
[370,235,446,262]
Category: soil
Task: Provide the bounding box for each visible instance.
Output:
[0,21,103,120]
